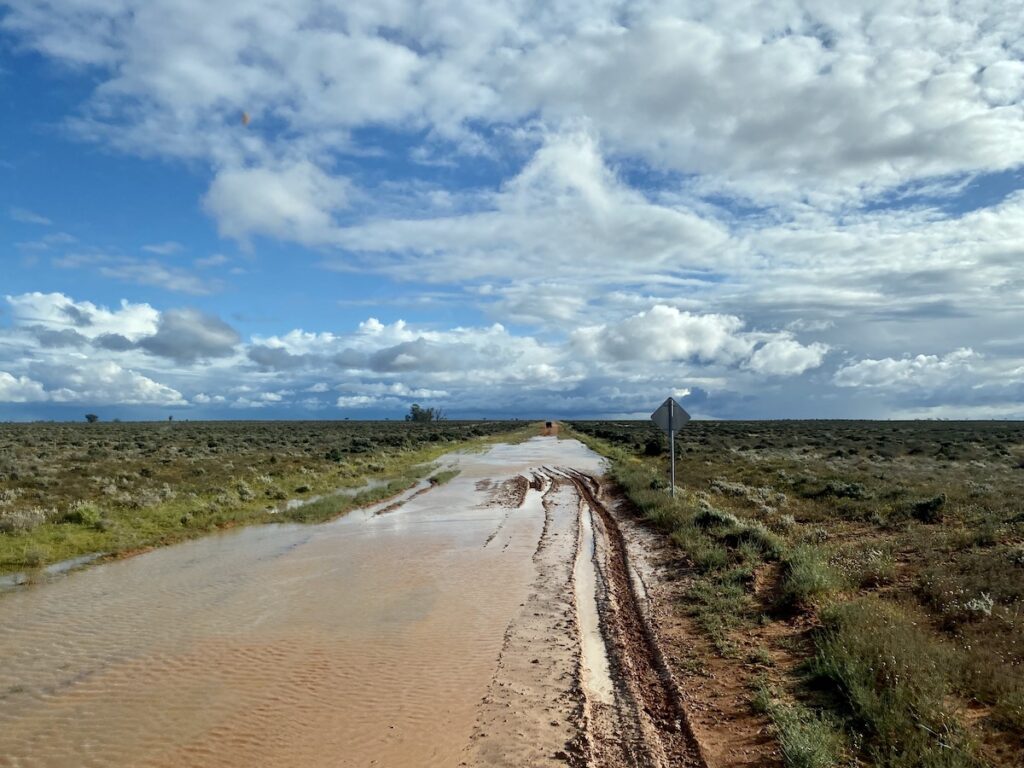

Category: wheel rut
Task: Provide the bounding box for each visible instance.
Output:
[466,467,708,768]
[463,474,588,767]
[566,470,709,768]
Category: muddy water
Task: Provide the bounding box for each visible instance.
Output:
[574,503,615,705]
[0,438,603,768]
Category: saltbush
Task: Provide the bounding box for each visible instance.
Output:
[810,599,979,767]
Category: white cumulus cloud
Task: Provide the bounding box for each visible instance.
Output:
[574,305,752,364]
[5,292,159,339]
[46,361,187,405]
[572,304,827,378]
[746,337,830,376]
[0,372,48,402]
[834,348,977,388]
[204,161,352,245]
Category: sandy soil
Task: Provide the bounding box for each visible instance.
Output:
[0,438,726,767]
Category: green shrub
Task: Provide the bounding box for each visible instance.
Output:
[779,545,843,610]
[235,480,255,501]
[753,684,848,768]
[692,536,733,573]
[909,494,946,524]
[694,506,740,528]
[992,687,1024,734]
[809,599,979,767]
[729,520,785,560]
[348,437,374,453]
[60,501,102,527]
[804,480,871,500]
[676,531,730,571]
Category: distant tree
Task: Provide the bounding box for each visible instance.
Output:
[85,414,99,423]
[405,403,446,422]
[406,403,430,422]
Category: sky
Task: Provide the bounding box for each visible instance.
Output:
[1,1,1023,421]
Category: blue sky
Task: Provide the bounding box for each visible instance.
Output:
[2,1,1023,420]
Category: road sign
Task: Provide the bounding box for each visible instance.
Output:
[650,398,690,434]
[650,398,690,497]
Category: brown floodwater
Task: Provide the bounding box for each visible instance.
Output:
[0,437,604,768]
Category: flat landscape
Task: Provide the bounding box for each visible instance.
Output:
[5,2,1024,766]
[1,431,696,767]
[2,420,1021,767]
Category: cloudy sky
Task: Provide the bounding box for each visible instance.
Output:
[2,1,1023,420]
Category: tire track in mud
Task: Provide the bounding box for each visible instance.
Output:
[464,474,589,767]
[466,467,708,768]
[483,474,535,548]
[565,470,709,768]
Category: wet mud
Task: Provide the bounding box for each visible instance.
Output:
[0,438,706,768]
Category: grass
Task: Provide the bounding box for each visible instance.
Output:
[686,567,751,655]
[564,419,1024,767]
[753,681,849,768]
[993,689,1024,734]
[0,420,535,574]
[778,544,844,611]
[809,599,980,767]
[428,468,460,486]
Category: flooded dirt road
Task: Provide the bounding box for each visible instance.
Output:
[0,438,705,768]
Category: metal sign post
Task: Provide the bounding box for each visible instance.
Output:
[669,400,675,495]
[651,397,691,498]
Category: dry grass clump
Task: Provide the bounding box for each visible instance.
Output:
[0,506,56,533]
[832,543,896,588]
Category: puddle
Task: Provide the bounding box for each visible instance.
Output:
[43,552,106,576]
[274,475,393,513]
[0,571,28,590]
[0,436,604,768]
[574,503,615,705]
[0,552,107,594]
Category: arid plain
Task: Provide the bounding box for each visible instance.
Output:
[1,420,1022,767]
